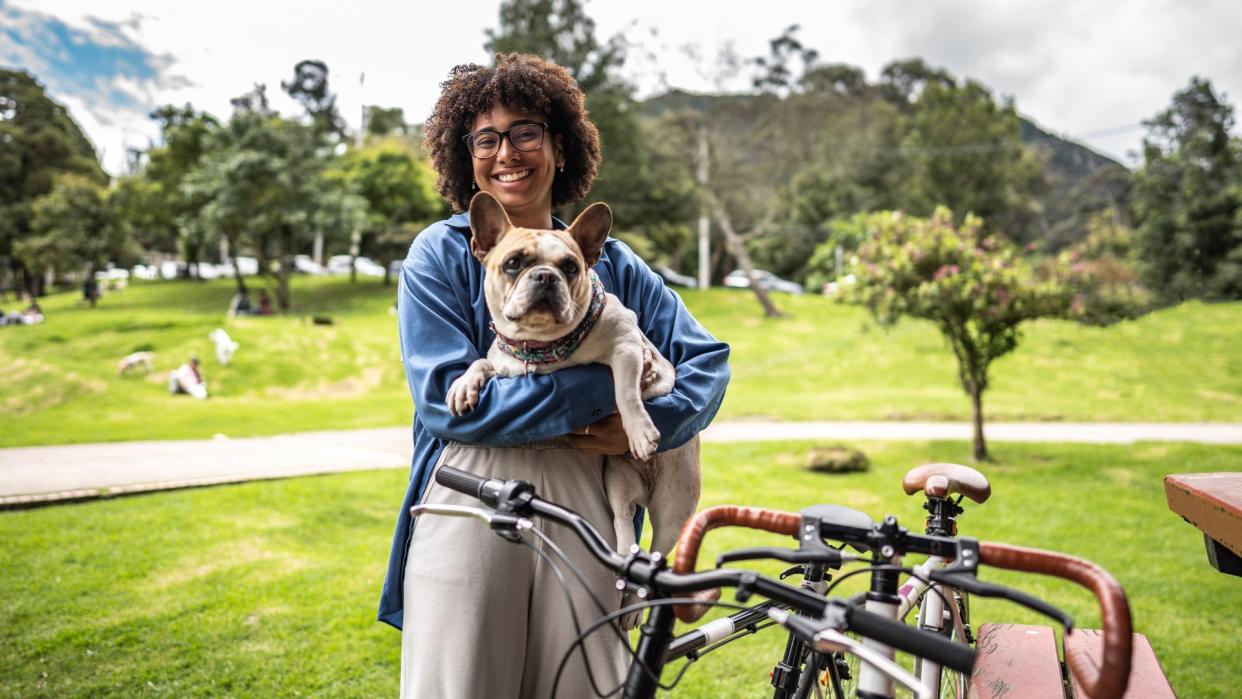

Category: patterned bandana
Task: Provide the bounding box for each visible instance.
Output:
[491,269,607,368]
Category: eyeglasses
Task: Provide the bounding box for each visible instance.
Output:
[463,122,548,159]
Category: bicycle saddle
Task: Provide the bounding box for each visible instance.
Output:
[902,462,991,503]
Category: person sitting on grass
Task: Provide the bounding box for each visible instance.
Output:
[257,290,274,316]
[168,356,208,399]
[227,291,252,318]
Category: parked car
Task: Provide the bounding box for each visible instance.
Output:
[821,274,857,296]
[293,254,327,275]
[653,264,698,289]
[327,255,385,277]
[94,267,130,281]
[159,261,186,280]
[194,263,221,280]
[723,269,804,294]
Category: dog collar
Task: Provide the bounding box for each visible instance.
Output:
[491,270,607,367]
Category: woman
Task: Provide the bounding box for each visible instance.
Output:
[380,53,730,698]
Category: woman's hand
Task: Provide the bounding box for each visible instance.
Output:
[564,412,630,455]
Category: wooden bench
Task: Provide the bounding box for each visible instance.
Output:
[970,623,1175,698]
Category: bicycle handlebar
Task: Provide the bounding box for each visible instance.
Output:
[673,504,1133,699]
[979,542,1132,699]
[432,467,975,675]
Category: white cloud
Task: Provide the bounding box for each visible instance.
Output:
[8,0,1242,173]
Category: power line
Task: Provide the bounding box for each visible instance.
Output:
[855,122,1145,156]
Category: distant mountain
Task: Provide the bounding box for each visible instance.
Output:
[637,88,1130,250]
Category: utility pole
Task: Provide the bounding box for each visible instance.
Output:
[347,72,367,283]
[696,126,711,289]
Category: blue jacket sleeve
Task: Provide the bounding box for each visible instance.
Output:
[604,240,731,451]
[398,225,618,446]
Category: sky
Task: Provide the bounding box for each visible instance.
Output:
[3,0,1241,175]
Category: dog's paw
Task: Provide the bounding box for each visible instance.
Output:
[446,374,484,416]
[627,422,661,462]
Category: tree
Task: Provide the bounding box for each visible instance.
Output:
[129,105,221,272]
[0,69,105,296]
[751,24,819,95]
[183,109,367,309]
[16,174,131,303]
[335,138,445,285]
[844,208,1068,461]
[1132,77,1242,301]
[902,78,1045,243]
[282,59,347,142]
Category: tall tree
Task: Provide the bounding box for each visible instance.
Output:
[183,109,367,308]
[0,69,105,296]
[16,174,130,302]
[282,60,347,142]
[902,78,1045,243]
[133,105,220,271]
[1132,77,1242,300]
[335,138,445,285]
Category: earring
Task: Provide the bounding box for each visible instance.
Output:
[471,180,477,190]
[558,164,565,173]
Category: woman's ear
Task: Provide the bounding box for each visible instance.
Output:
[468,192,513,261]
[554,133,565,169]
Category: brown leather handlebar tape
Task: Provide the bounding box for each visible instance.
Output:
[979,542,1132,699]
[671,506,801,622]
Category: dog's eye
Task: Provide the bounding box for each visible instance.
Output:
[560,260,579,277]
[503,255,524,275]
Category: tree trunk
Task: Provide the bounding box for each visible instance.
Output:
[275,226,293,312]
[704,189,783,318]
[970,383,989,462]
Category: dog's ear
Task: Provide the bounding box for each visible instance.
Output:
[468,192,513,261]
[567,202,612,267]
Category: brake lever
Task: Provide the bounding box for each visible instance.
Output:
[410,503,533,542]
[930,570,1073,629]
[717,546,845,568]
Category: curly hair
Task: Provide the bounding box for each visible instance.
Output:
[423,53,602,212]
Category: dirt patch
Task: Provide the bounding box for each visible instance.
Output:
[144,539,307,591]
[0,356,105,415]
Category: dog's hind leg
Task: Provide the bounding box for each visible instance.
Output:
[604,458,647,630]
[644,436,702,560]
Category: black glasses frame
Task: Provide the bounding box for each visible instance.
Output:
[462,122,549,159]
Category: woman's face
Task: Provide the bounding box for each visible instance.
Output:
[468,103,562,228]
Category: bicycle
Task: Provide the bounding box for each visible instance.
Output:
[416,464,1133,698]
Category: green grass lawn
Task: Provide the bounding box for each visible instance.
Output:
[2,278,1240,447]
[2,440,1238,697]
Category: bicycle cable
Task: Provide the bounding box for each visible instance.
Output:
[551,597,770,699]
[822,562,954,613]
[518,538,618,699]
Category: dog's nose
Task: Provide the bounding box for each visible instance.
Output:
[531,269,557,287]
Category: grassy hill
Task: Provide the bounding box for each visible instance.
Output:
[1,277,1239,447]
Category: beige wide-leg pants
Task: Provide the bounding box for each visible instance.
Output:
[401,442,629,698]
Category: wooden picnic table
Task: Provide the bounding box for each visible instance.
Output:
[1165,472,1242,577]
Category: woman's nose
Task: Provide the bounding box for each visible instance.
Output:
[496,135,520,162]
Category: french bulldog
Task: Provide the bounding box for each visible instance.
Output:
[447,191,702,627]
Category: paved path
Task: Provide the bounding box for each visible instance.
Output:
[2,421,1240,508]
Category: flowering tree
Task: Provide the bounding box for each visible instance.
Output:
[844,208,1068,460]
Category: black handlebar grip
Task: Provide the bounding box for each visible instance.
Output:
[847,606,975,674]
[436,466,489,502]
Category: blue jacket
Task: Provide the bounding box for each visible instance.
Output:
[378,212,731,629]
